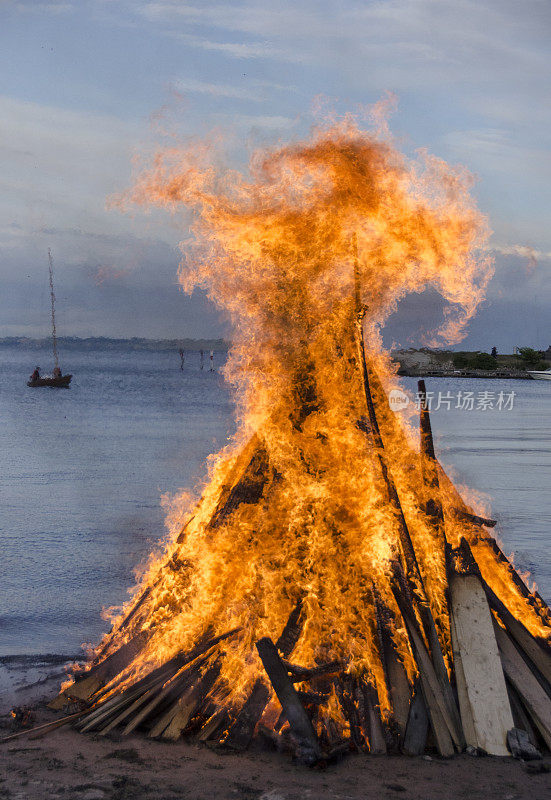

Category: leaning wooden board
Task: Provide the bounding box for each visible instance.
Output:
[450,573,513,755]
[493,619,551,750]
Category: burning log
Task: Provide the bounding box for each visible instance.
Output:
[493,620,551,750]
[49,630,150,709]
[354,307,462,753]
[223,600,304,751]
[474,534,551,627]
[255,637,322,765]
[280,659,344,683]
[153,659,221,740]
[360,678,387,754]
[392,579,456,756]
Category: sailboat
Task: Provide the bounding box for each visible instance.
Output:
[27,249,72,388]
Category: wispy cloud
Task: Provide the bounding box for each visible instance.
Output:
[444,128,551,180]
[170,31,296,62]
[489,244,551,263]
[174,77,289,102]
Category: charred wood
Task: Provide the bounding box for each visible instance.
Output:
[223,600,304,751]
[402,678,429,756]
[256,637,322,765]
[279,659,343,683]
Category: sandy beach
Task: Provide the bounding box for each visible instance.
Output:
[1,701,550,800]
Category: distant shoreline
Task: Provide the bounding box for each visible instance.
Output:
[0,336,230,352]
[1,339,548,379]
[397,369,531,379]
[393,348,549,380]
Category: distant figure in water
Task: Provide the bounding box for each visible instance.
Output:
[178,348,185,371]
[30,367,40,382]
[53,366,62,379]
[200,349,204,370]
[210,350,214,371]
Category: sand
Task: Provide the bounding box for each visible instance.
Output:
[1,706,550,800]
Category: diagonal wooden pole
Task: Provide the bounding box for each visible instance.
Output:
[351,237,463,750]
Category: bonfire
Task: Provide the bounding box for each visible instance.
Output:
[48,119,551,763]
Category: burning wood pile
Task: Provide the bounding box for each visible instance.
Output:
[49,119,551,763]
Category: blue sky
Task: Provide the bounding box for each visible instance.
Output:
[1,0,550,350]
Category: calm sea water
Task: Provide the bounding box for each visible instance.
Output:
[1,348,550,667]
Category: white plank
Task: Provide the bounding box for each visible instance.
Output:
[450,574,513,755]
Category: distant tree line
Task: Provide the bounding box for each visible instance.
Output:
[452,347,549,371]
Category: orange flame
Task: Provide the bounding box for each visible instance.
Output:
[93,117,546,731]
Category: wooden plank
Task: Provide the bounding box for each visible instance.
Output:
[161,661,221,741]
[121,660,198,737]
[382,631,411,734]
[361,679,386,754]
[455,537,551,693]
[223,600,304,750]
[486,586,551,689]
[48,630,150,709]
[393,582,458,755]
[256,637,321,764]
[475,535,551,625]
[373,590,411,736]
[417,378,445,524]
[197,708,230,743]
[493,620,551,750]
[0,710,88,744]
[449,573,513,755]
[148,701,180,739]
[402,679,429,756]
[335,677,365,751]
[99,686,159,735]
[449,597,477,748]
[76,690,131,731]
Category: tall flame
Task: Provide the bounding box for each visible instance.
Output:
[97,117,546,731]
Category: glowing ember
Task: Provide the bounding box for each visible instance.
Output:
[59,117,550,751]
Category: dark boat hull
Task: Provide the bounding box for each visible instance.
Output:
[27,374,72,388]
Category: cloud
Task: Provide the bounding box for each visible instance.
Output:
[490,244,551,261]
[170,31,296,62]
[173,77,292,102]
[9,1,73,13]
[134,0,550,77]
[174,78,268,102]
[0,94,165,246]
[443,125,550,181]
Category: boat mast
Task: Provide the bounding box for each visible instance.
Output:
[48,248,59,370]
